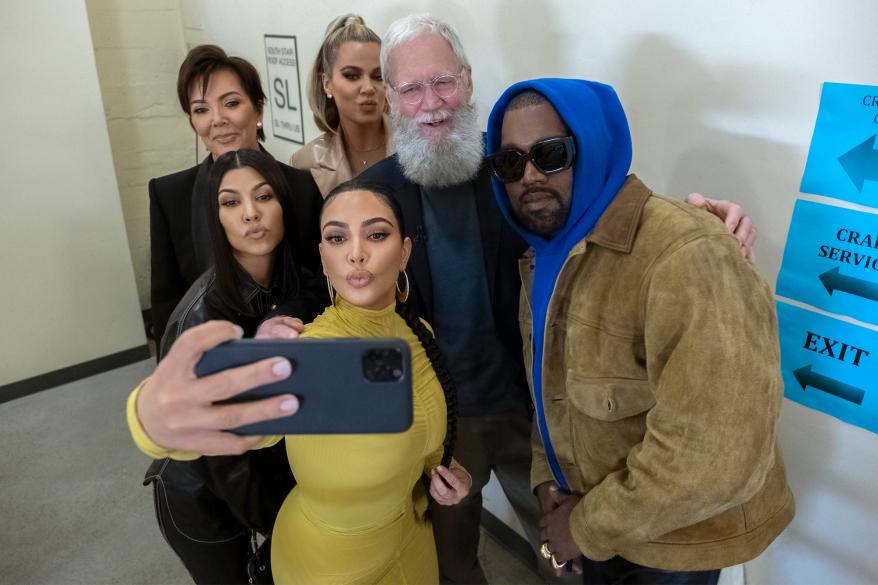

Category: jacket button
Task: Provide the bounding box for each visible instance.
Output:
[605,398,616,413]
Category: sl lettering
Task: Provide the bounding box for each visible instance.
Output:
[273,78,298,111]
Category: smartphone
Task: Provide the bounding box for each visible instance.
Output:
[196,338,413,435]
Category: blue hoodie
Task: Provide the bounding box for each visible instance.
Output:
[486,78,632,491]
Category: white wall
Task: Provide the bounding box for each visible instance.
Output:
[86,0,194,309]
[176,2,878,583]
[0,1,146,387]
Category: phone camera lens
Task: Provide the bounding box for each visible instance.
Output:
[363,348,404,383]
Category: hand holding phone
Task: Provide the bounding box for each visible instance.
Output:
[197,338,414,436]
[135,321,299,455]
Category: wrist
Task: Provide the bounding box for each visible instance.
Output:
[127,378,171,458]
[133,378,158,443]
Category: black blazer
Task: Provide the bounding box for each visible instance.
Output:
[149,155,325,346]
[360,155,529,396]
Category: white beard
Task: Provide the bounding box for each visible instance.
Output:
[391,102,484,189]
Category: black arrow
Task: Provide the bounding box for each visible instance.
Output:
[838,134,878,193]
[818,267,878,302]
[793,364,865,405]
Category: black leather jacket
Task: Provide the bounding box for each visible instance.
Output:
[161,268,281,358]
[146,267,326,536]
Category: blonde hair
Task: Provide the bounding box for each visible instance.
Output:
[308,14,381,134]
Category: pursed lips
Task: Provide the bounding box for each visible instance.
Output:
[346,270,374,288]
[244,226,267,239]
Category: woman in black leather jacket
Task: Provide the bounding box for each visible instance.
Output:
[149,149,327,585]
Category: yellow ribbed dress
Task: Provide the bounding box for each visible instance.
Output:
[268,298,446,584]
[127,297,447,583]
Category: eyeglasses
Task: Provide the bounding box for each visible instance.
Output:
[487,136,576,183]
[390,71,464,105]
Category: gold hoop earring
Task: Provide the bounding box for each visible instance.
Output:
[326,276,335,304]
[396,270,410,303]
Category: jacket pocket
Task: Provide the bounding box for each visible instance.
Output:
[565,370,655,421]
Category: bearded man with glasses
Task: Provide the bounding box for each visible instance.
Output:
[486,80,793,584]
[359,14,759,584]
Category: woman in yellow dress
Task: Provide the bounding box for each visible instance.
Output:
[268,180,471,583]
[128,172,471,584]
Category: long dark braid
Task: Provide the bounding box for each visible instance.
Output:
[395,300,458,468]
[323,179,458,466]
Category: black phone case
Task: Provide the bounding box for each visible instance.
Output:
[196,338,413,435]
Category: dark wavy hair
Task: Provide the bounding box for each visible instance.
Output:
[323,180,458,467]
[177,44,267,142]
[204,149,300,317]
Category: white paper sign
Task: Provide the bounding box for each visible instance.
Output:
[264,35,304,144]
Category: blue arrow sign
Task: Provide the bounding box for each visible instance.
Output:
[838,134,878,193]
[801,82,878,203]
[819,267,878,302]
[776,199,878,326]
[777,302,877,435]
[793,364,865,405]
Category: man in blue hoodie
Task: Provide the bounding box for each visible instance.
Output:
[486,80,794,584]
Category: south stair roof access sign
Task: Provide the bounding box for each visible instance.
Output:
[264,35,304,145]
[776,199,878,326]
[801,82,878,203]
[777,301,876,434]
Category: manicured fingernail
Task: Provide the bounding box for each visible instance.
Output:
[272,359,291,377]
[280,396,298,413]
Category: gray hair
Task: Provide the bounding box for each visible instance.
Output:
[380,14,470,86]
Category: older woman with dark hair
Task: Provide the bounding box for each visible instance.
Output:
[150,44,324,346]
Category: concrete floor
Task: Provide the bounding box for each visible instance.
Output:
[0,359,542,584]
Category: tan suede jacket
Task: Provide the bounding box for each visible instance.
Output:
[520,176,794,570]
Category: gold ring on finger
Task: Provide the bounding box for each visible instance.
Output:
[551,554,567,570]
[539,542,553,560]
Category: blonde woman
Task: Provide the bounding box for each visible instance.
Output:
[291,15,392,195]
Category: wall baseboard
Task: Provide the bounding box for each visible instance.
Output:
[0,345,152,405]
[480,508,539,572]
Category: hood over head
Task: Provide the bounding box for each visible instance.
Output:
[486,77,632,252]
[486,78,632,491]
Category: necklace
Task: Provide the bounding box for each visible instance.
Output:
[348,141,386,167]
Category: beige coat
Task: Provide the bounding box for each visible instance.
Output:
[520,176,794,570]
[289,115,393,197]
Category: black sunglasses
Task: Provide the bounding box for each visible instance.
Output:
[487,136,576,183]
